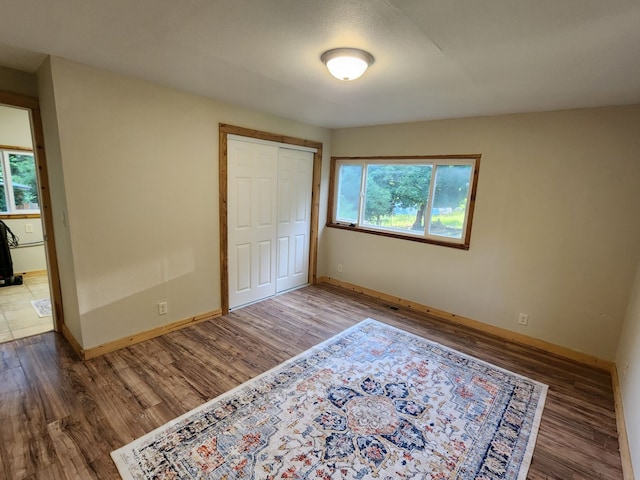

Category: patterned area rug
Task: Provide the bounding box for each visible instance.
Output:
[112,319,548,479]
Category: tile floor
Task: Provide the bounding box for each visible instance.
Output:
[0,272,52,344]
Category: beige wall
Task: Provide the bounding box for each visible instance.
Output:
[0,105,33,147]
[617,259,640,475]
[40,57,330,349]
[4,218,46,273]
[0,65,38,98]
[328,105,640,360]
[37,58,82,342]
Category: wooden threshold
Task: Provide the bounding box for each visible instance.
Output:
[19,269,48,277]
[318,276,613,371]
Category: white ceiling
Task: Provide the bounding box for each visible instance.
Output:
[0,0,639,128]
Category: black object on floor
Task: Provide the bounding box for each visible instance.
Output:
[0,220,22,287]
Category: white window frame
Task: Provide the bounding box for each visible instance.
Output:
[328,155,481,250]
[0,149,41,215]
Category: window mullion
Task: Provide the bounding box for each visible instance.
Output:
[357,161,366,226]
[3,153,17,212]
[423,164,437,238]
[0,152,10,213]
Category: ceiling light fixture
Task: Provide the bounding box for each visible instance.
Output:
[321,48,374,81]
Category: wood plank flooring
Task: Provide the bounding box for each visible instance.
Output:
[0,284,623,479]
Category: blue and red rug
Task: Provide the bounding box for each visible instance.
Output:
[112,318,547,479]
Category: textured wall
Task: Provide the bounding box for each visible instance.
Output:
[617,260,640,476]
[0,66,38,97]
[328,105,640,360]
[43,57,330,349]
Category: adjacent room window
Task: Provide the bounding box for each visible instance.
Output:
[329,155,480,249]
[0,149,40,214]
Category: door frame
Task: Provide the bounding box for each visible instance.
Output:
[0,90,64,332]
[219,124,323,315]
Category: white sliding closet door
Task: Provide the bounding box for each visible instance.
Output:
[228,139,278,309]
[276,148,313,293]
[228,138,314,310]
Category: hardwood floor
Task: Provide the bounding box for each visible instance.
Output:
[0,284,623,479]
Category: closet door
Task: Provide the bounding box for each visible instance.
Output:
[228,139,278,309]
[276,148,313,293]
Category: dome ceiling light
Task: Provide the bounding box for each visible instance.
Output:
[321,48,375,81]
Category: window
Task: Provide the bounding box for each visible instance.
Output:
[0,149,40,214]
[329,155,480,249]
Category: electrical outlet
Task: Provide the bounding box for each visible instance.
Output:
[25,223,33,233]
[337,264,343,273]
[158,301,168,315]
[623,361,630,379]
[518,313,529,326]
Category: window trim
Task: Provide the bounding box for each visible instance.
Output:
[327,154,481,250]
[0,148,41,215]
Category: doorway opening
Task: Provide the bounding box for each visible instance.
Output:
[0,91,63,343]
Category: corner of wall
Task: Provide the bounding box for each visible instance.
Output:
[611,363,636,480]
[615,258,640,479]
[36,56,83,347]
[0,65,39,97]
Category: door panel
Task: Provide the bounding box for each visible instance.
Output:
[228,140,278,308]
[276,148,313,293]
[236,178,252,227]
[293,234,305,275]
[278,176,291,224]
[258,178,273,225]
[277,237,289,280]
[236,243,251,292]
[258,240,273,286]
